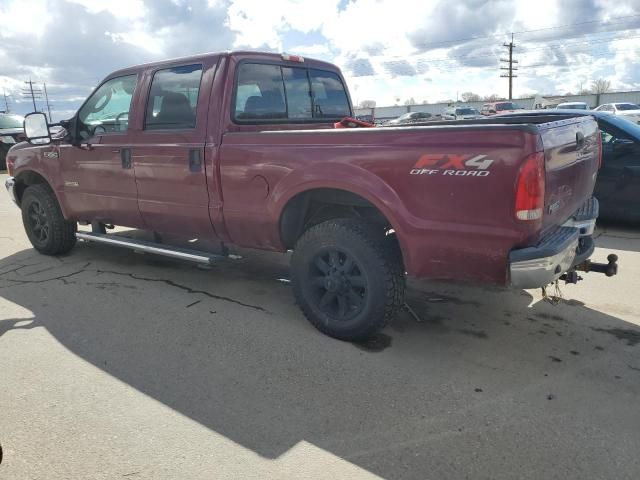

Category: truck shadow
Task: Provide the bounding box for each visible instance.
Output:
[1,243,639,478]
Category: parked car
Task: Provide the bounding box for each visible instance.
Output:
[556,102,589,110]
[594,103,640,123]
[4,51,616,341]
[480,101,523,115]
[442,106,482,120]
[499,109,640,223]
[0,113,25,170]
[384,111,432,125]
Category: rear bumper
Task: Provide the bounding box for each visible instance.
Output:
[5,176,17,205]
[509,198,598,289]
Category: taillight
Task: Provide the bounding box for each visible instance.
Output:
[515,151,545,221]
[6,155,14,176]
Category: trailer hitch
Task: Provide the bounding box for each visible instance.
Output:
[559,254,618,285]
[575,253,619,277]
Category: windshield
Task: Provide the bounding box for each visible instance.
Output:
[496,102,520,111]
[561,104,588,110]
[615,103,640,111]
[0,114,24,129]
[455,108,478,115]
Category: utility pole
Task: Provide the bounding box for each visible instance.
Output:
[43,83,53,122]
[500,33,518,100]
[21,79,43,112]
[2,89,10,113]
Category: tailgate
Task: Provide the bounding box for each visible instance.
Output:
[538,116,600,231]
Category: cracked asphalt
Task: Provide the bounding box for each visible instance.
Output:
[1,173,640,480]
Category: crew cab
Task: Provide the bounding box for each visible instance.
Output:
[5,51,617,341]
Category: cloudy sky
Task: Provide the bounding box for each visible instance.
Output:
[1,0,640,119]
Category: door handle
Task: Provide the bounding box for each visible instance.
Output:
[121,148,132,169]
[189,149,202,173]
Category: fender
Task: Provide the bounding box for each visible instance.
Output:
[268,161,420,272]
[10,142,70,219]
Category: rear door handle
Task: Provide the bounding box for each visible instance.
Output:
[121,148,132,169]
[189,149,202,173]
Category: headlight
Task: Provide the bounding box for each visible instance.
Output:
[0,135,16,144]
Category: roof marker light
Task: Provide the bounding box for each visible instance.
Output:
[281,54,304,63]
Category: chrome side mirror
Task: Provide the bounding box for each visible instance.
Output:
[24,112,51,145]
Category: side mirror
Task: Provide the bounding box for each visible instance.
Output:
[24,112,51,145]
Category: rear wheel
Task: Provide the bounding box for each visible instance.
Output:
[21,184,77,255]
[291,218,405,341]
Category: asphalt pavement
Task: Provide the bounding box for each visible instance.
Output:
[1,173,639,480]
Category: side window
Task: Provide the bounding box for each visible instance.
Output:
[145,64,203,130]
[234,64,286,120]
[309,69,350,119]
[78,74,137,136]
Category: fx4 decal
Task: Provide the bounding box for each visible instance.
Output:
[410,154,494,177]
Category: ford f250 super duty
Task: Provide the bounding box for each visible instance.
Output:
[5,51,618,340]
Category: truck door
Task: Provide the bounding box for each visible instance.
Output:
[58,74,145,228]
[595,124,640,220]
[127,59,219,240]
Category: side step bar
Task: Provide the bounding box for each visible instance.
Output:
[76,232,223,265]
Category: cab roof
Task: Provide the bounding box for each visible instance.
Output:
[107,51,341,79]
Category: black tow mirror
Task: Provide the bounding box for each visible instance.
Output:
[24,112,51,145]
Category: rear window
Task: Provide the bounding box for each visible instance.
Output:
[496,102,520,111]
[455,108,477,115]
[0,114,24,129]
[615,103,640,111]
[234,63,351,122]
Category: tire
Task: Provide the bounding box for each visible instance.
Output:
[291,218,405,341]
[21,184,77,255]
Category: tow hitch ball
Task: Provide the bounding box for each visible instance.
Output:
[560,254,619,284]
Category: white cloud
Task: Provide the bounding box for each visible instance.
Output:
[1,0,640,117]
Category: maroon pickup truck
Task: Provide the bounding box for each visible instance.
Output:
[5,51,617,340]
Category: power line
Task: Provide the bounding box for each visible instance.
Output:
[370,13,640,53]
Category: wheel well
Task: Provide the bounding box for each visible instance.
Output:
[279,188,393,249]
[14,171,51,205]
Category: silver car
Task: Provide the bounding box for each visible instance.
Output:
[594,102,640,123]
[442,106,482,120]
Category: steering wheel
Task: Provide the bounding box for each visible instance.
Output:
[88,89,113,114]
[92,125,107,136]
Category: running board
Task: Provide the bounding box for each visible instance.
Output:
[76,232,223,265]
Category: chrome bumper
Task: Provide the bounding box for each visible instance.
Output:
[510,197,598,289]
[5,176,17,205]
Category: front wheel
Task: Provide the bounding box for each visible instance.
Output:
[291,218,405,341]
[21,184,77,255]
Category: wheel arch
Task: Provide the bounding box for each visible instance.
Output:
[276,177,410,272]
[13,170,67,215]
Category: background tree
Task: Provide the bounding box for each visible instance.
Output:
[358,100,376,108]
[403,97,416,105]
[461,91,481,102]
[591,78,611,94]
[483,93,501,102]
